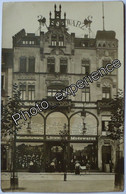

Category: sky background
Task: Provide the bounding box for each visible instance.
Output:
[2,1,124,89]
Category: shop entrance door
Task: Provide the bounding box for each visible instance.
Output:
[102,146,111,171]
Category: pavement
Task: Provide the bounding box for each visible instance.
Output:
[1,172,121,192]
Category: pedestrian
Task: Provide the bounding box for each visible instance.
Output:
[75,161,81,175]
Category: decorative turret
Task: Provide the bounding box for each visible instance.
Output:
[49,4,66,28]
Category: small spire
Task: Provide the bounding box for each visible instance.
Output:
[54,4,56,11]
[50,11,52,19]
[64,12,66,19]
[102,2,105,31]
[59,4,61,11]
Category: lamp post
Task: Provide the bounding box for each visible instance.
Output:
[59,123,68,181]
[10,125,18,189]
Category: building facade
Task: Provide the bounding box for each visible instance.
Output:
[2,5,119,172]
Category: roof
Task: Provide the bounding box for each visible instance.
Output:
[96,30,116,40]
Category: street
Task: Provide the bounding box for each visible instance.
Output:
[1,172,117,192]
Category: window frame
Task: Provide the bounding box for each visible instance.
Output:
[20,84,26,100]
[82,87,90,102]
[19,57,27,73]
[60,58,68,74]
[102,87,111,99]
[28,85,35,100]
[47,57,55,73]
[81,59,90,74]
[28,57,35,73]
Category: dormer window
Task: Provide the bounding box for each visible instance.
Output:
[51,34,57,46]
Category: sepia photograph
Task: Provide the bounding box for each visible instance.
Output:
[1,1,124,192]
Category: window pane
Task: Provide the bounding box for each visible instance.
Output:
[82,59,90,74]
[20,85,26,100]
[47,58,55,73]
[82,87,90,102]
[102,87,111,99]
[86,93,90,102]
[82,66,85,74]
[82,92,86,101]
[60,59,67,73]
[28,85,35,100]
[52,35,57,46]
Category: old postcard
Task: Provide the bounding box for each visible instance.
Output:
[1,1,124,192]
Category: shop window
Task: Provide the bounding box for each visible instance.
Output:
[20,57,26,72]
[102,87,111,99]
[82,87,90,102]
[82,59,90,74]
[51,34,57,46]
[28,85,35,100]
[28,57,35,73]
[20,85,26,100]
[60,58,67,73]
[47,58,55,73]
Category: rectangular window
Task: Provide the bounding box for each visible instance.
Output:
[28,85,35,100]
[82,87,90,102]
[102,116,111,135]
[60,58,67,73]
[82,59,90,74]
[102,87,111,99]
[47,89,59,97]
[59,36,64,46]
[20,85,26,100]
[51,35,57,46]
[28,57,35,73]
[20,57,26,72]
[47,58,55,73]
